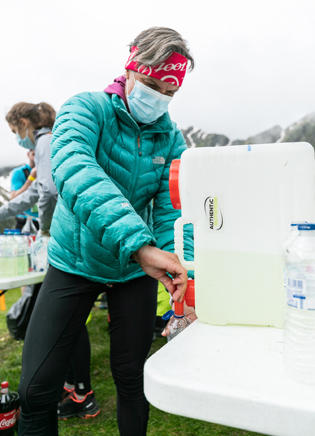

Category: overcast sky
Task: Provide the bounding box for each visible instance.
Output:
[1,0,315,166]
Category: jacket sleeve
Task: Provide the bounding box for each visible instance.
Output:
[51,92,156,268]
[35,134,58,231]
[153,127,194,270]
[0,181,39,221]
[10,167,25,191]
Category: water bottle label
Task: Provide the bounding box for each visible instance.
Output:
[286,276,315,310]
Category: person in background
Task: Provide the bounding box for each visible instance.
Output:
[1,102,100,419]
[18,27,195,436]
[0,102,58,234]
[10,149,39,231]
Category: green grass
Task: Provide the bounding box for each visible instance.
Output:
[0,289,264,436]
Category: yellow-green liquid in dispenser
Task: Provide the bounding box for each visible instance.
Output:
[194,248,285,327]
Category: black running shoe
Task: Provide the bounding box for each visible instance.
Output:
[59,386,74,403]
[57,390,100,420]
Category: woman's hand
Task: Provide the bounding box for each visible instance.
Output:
[132,245,187,302]
[185,305,198,323]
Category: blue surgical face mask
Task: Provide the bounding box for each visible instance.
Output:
[16,129,35,150]
[126,72,173,124]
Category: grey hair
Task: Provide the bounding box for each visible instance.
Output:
[128,27,194,72]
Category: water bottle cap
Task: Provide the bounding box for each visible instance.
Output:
[1,381,9,389]
[291,221,307,227]
[297,223,315,231]
[162,310,174,321]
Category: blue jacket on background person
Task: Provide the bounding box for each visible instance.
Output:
[10,163,38,220]
[49,91,194,284]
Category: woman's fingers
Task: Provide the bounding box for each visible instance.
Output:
[132,246,188,300]
[161,326,169,337]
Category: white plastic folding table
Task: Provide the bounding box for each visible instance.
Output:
[144,319,315,436]
[0,272,46,294]
[0,272,46,311]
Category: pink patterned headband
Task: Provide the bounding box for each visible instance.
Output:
[125,46,188,87]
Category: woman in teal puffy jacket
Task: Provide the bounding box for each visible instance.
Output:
[18,27,194,436]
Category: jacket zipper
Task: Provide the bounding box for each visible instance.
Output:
[138,135,142,156]
[129,134,142,201]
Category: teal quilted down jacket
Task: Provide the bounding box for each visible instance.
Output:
[48,91,194,284]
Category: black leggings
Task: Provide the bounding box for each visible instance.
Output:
[65,324,92,396]
[18,265,158,436]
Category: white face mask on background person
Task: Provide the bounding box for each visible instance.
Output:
[126,72,172,124]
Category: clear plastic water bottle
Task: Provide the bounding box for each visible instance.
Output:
[33,236,49,272]
[22,233,35,272]
[21,218,38,235]
[282,222,307,254]
[9,229,28,276]
[2,231,18,278]
[162,301,191,342]
[0,235,5,278]
[283,222,307,291]
[15,233,28,276]
[283,222,315,384]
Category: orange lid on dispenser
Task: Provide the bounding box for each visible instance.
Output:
[169,159,181,209]
[185,279,195,308]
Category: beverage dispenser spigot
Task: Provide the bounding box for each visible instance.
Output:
[173,279,196,316]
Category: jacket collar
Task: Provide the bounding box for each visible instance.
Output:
[33,127,52,145]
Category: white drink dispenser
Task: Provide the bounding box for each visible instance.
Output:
[170,142,315,327]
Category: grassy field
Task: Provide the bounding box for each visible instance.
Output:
[0,289,264,436]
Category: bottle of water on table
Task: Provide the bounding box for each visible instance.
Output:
[162,300,191,342]
[282,221,307,254]
[15,231,28,276]
[2,231,18,278]
[283,222,315,384]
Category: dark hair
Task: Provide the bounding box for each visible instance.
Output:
[5,102,56,129]
[129,27,194,72]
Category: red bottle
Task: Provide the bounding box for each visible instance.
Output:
[0,382,16,435]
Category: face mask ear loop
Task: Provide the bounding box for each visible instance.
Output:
[126,71,135,97]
